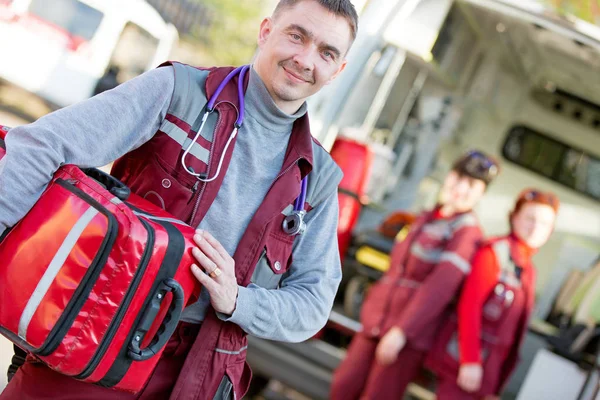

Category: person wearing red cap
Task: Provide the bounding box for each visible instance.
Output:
[331,150,500,399]
[426,189,560,399]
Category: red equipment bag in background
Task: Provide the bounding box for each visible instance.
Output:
[330,137,373,259]
[0,125,199,393]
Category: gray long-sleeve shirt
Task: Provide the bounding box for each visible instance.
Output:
[0,66,341,343]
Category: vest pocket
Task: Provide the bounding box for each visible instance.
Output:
[126,155,197,219]
[251,250,283,289]
[252,230,294,286]
[214,375,234,400]
[212,358,252,400]
[266,232,294,272]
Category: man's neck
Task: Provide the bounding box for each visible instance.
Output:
[274,97,305,115]
[253,65,305,116]
[245,67,307,133]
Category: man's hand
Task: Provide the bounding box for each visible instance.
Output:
[190,230,238,315]
[375,327,406,366]
[457,363,483,393]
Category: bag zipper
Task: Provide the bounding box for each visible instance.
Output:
[75,217,155,379]
[97,218,185,387]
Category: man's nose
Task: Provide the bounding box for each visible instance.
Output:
[292,46,316,71]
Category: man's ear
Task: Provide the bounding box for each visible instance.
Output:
[257,17,273,47]
[326,59,348,85]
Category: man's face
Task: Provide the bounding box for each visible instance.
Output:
[254,1,352,112]
[438,171,486,213]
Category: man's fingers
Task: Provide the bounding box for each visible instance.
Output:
[192,247,218,274]
[194,234,223,265]
[191,264,218,291]
[198,230,230,261]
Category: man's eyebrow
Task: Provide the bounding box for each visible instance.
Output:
[287,24,342,59]
[287,24,314,40]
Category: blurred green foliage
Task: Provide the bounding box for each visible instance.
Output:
[544,0,600,24]
[186,0,270,66]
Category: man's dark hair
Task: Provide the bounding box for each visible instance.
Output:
[273,0,359,43]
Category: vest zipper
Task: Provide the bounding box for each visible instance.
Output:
[274,158,301,182]
[189,112,223,225]
[187,180,200,205]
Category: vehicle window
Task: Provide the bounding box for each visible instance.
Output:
[503,125,600,200]
[28,0,104,41]
[109,22,160,81]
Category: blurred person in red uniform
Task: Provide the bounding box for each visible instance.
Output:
[330,150,500,399]
[426,189,560,399]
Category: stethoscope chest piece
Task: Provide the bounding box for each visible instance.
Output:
[283,210,307,236]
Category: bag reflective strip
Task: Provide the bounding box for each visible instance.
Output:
[133,211,189,227]
[18,207,100,340]
[162,120,210,164]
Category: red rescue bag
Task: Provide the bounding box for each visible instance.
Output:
[0,125,199,393]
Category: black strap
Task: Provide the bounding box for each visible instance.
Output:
[514,265,523,280]
[0,138,5,150]
[338,187,360,201]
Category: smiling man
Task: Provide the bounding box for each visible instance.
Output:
[0,1,358,399]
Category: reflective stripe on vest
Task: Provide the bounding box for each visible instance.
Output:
[215,346,248,355]
[409,212,477,273]
[492,240,522,288]
[409,243,471,274]
[158,63,216,165]
[161,118,210,164]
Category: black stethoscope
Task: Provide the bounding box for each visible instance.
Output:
[180,65,307,236]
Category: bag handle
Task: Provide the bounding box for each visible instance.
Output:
[82,168,131,201]
[128,278,184,362]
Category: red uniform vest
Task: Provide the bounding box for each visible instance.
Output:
[426,236,536,396]
[111,63,342,399]
[360,209,482,350]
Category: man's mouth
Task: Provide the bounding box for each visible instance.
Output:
[282,66,312,84]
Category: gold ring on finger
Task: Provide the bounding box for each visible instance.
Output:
[209,267,222,279]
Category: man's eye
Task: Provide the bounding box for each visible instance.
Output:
[291,34,301,41]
